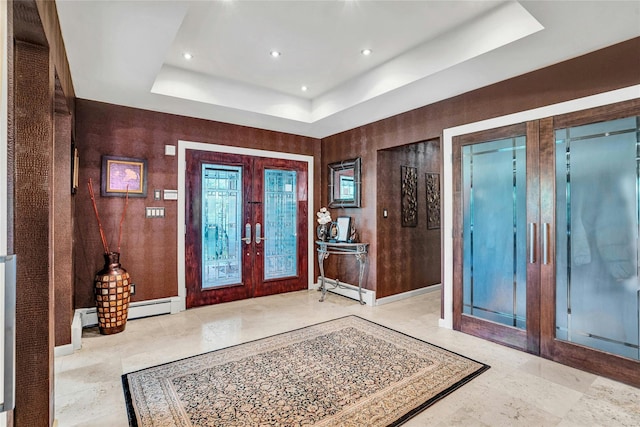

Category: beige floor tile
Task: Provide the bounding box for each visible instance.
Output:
[54,289,639,426]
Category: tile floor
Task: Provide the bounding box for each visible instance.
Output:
[55,289,640,426]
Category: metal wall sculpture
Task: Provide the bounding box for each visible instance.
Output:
[425,173,440,229]
[401,165,418,227]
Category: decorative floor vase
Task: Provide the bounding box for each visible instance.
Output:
[94,251,131,335]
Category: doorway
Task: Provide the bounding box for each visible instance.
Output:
[452,99,640,386]
[184,148,309,308]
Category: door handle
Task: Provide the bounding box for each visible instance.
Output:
[241,223,252,245]
[255,223,266,244]
[528,223,536,264]
[543,223,550,265]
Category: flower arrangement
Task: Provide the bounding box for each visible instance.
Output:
[316,207,332,225]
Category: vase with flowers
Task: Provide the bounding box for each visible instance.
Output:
[316,207,332,241]
[88,178,131,335]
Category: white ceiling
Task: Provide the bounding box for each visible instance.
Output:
[55,1,640,139]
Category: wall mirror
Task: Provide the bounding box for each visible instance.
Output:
[328,157,361,208]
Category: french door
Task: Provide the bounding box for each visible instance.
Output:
[454,99,640,386]
[185,150,308,308]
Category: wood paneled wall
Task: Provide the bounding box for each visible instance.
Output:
[73,100,321,309]
[321,37,640,298]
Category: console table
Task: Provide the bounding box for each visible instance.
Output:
[316,241,369,305]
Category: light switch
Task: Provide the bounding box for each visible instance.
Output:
[153,189,161,200]
[164,145,176,156]
[146,207,165,218]
[383,209,388,218]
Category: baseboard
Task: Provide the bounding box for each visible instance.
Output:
[375,283,442,306]
[70,296,184,352]
[54,343,74,357]
[439,317,453,329]
[314,277,376,306]
[72,309,82,350]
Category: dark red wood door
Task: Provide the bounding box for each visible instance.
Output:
[252,157,308,298]
[185,150,308,308]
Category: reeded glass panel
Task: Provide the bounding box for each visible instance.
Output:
[462,136,527,328]
[555,116,639,360]
[264,169,298,280]
[201,165,242,288]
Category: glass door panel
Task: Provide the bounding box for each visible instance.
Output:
[263,169,298,280]
[462,136,527,328]
[555,116,639,360]
[201,165,242,288]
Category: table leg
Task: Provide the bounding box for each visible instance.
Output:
[318,249,328,302]
[355,252,366,305]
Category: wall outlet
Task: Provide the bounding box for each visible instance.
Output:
[130,283,135,295]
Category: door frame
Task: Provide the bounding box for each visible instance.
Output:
[177,140,315,311]
[440,85,640,329]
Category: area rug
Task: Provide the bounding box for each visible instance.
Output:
[122,315,489,426]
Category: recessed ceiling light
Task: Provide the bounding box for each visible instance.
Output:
[183,52,193,60]
[361,48,372,56]
[301,86,308,92]
[270,50,281,58]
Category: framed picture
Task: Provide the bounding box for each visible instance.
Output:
[335,216,352,242]
[71,144,79,194]
[101,155,147,197]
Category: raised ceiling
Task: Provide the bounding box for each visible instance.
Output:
[55,1,640,138]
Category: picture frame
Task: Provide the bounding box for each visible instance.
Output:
[101,155,147,197]
[328,157,361,208]
[335,216,352,242]
[71,144,79,194]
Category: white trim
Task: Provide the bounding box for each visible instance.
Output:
[0,0,8,413]
[375,283,441,306]
[54,344,73,358]
[440,85,640,330]
[177,141,315,311]
[71,297,182,351]
[314,277,376,306]
[71,310,82,350]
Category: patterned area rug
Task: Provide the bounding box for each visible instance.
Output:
[122,316,489,426]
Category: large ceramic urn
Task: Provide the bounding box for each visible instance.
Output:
[94,251,131,334]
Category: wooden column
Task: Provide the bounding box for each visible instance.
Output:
[54,109,73,348]
[13,39,54,426]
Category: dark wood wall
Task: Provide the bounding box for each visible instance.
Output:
[73,100,321,309]
[377,140,440,298]
[321,37,640,297]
